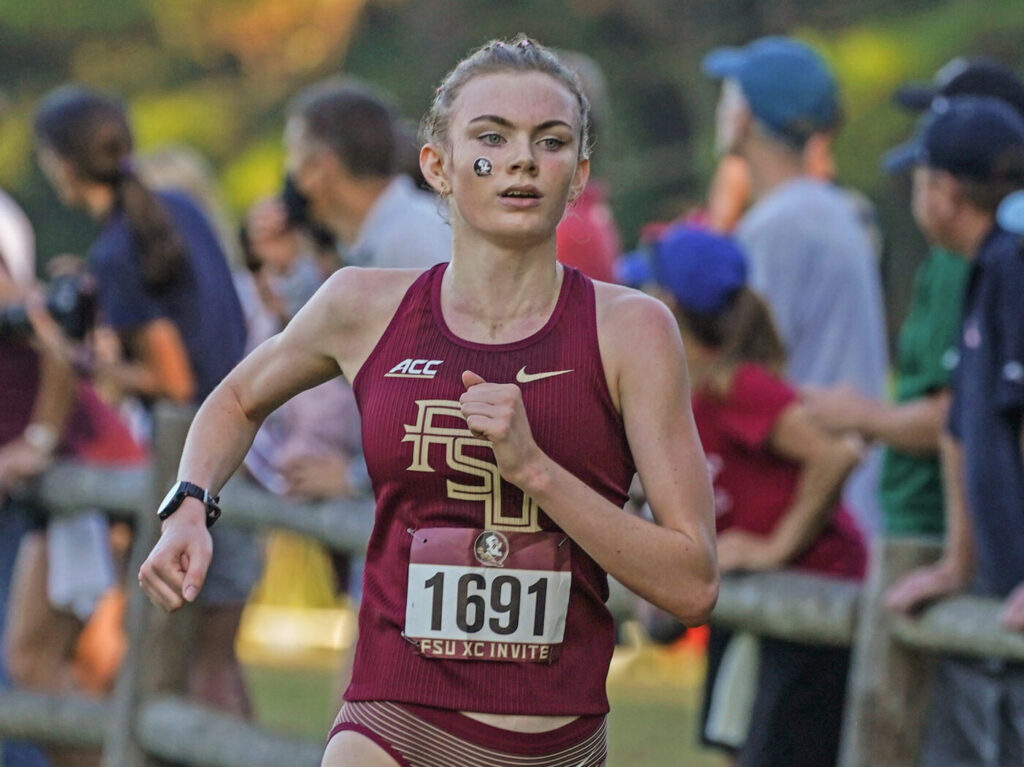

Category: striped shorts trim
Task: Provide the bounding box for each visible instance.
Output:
[329,700,608,767]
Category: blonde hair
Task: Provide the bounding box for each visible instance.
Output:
[420,34,592,159]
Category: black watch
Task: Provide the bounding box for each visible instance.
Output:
[157,481,221,528]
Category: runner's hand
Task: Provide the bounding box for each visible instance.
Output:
[460,370,540,486]
[138,500,212,611]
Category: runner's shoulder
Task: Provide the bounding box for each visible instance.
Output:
[593,281,680,346]
[318,266,426,328]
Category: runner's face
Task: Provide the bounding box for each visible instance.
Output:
[443,71,588,247]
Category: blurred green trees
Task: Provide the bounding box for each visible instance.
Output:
[1,0,1022,327]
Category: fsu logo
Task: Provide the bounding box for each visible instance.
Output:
[473,530,509,567]
[403,399,542,531]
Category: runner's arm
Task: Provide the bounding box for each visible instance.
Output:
[140,268,402,610]
[477,291,719,624]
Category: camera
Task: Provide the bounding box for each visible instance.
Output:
[240,176,336,274]
[281,175,336,251]
[0,272,98,341]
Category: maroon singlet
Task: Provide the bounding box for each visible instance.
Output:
[347,263,635,715]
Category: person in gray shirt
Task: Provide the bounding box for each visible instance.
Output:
[249,78,451,274]
[704,37,889,537]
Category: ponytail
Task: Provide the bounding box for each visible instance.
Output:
[116,168,186,290]
[679,287,787,375]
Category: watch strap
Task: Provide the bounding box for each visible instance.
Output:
[160,481,222,528]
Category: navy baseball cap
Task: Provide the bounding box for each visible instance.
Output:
[883,96,1024,180]
[893,57,1024,117]
[617,226,748,314]
[703,37,840,145]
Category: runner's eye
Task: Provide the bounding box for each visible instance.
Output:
[539,137,566,151]
[479,133,504,146]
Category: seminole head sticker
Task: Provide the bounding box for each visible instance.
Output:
[474,530,509,567]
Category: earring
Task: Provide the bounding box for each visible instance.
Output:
[473,157,493,177]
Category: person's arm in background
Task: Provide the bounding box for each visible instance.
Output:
[0,274,78,494]
[92,318,196,403]
[1005,414,1024,630]
[803,385,950,455]
[717,402,862,571]
[988,245,1024,629]
[885,432,974,614]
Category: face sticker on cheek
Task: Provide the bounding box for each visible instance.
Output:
[473,157,493,177]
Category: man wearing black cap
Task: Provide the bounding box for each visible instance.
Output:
[806,56,1024,544]
[884,96,1024,767]
[703,37,889,540]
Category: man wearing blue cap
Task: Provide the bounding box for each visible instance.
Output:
[703,37,889,540]
[883,96,1024,767]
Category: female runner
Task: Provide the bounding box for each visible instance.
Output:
[140,36,718,767]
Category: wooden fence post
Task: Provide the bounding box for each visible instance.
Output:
[103,403,199,767]
[838,537,942,767]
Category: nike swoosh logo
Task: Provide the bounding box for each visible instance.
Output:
[516,366,573,383]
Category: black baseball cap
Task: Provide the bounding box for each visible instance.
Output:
[883,96,1024,181]
[893,57,1024,117]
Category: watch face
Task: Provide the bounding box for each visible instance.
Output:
[159,484,183,518]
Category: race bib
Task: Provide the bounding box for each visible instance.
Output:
[404,528,572,663]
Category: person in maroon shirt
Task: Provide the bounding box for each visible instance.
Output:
[620,225,865,767]
[139,36,718,767]
[554,50,621,283]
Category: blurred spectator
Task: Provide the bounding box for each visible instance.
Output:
[31,85,260,718]
[0,188,50,767]
[137,144,244,270]
[883,97,1024,767]
[1,201,145,767]
[620,226,864,767]
[246,77,450,271]
[703,36,889,538]
[0,190,35,287]
[555,50,621,282]
[804,58,1024,539]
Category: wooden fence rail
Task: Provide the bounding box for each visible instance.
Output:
[0,403,1017,766]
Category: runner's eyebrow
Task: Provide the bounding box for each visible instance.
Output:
[468,115,574,133]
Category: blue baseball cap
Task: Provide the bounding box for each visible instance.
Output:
[617,226,748,314]
[703,37,840,145]
[883,95,1024,180]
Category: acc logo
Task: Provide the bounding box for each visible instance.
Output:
[386,358,444,379]
[474,530,509,567]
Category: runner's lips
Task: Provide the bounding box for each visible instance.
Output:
[499,185,542,199]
